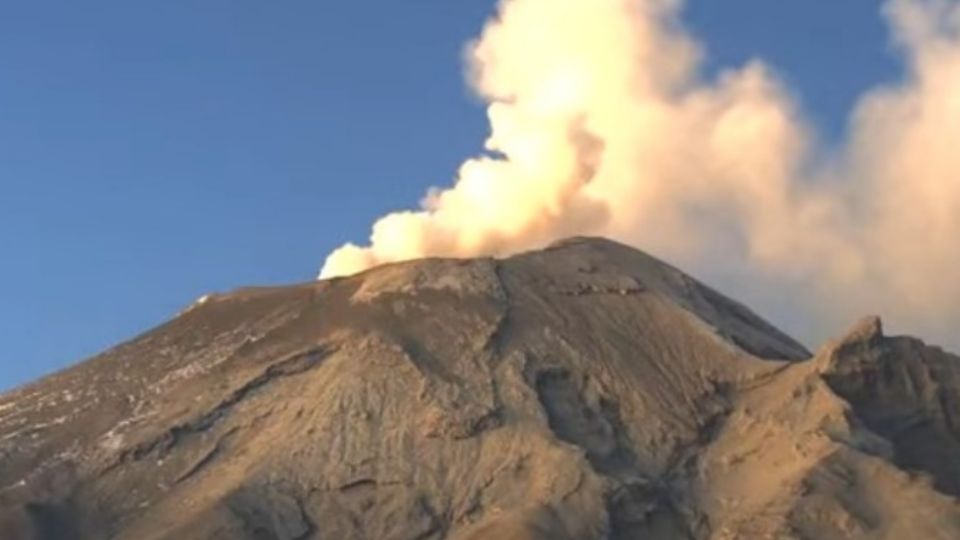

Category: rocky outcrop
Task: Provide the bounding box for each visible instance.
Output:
[0,238,957,539]
[819,317,960,496]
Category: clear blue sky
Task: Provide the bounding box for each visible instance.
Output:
[0,0,899,390]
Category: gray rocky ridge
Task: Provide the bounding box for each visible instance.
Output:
[0,237,958,539]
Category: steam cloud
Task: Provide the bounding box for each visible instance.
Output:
[320,0,960,348]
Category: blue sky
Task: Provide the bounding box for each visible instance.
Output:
[0,0,901,390]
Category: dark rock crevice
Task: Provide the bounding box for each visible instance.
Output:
[533,368,638,477]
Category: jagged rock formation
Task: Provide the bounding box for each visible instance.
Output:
[0,237,958,539]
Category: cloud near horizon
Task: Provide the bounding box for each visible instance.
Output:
[320,0,960,348]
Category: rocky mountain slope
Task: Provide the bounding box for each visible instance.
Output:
[1,237,958,539]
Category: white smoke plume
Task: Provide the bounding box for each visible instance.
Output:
[320,0,960,348]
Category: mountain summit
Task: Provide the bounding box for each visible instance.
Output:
[1,238,959,539]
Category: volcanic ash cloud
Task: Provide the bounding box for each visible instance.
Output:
[320,0,960,348]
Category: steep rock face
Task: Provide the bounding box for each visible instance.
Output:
[819,317,960,496]
[0,237,957,540]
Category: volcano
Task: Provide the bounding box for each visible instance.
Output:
[1,237,959,539]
